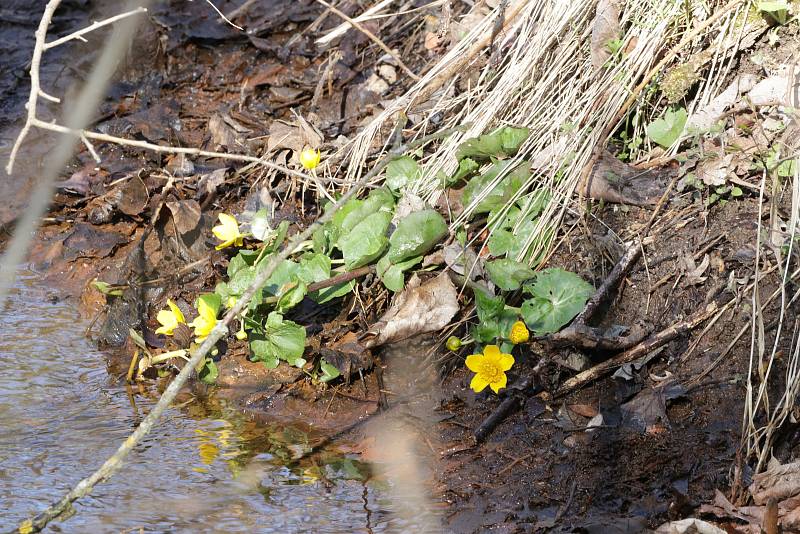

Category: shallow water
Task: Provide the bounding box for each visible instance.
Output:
[0,273,402,532]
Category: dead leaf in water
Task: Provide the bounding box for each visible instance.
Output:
[363,273,459,348]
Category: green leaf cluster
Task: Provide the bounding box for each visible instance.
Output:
[250,311,307,369]
[520,269,594,335]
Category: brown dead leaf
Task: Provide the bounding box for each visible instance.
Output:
[696,153,733,186]
[117,175,149,217]
[590,0,621,71]
[166,200,202,235]
[582,151,666,206]
[681,253,709,286]
[751,460,800,505]
[747,72,800,107]
[267,115,323,156]
[269,86,304,103]
[208,113,244,151]
[363,273,459,348]
[246,63,288,88]
[568,404,598,418]
[320,331,373,380]
[197,168,228,197]
[687,74,759,131]
[164,153,194,177]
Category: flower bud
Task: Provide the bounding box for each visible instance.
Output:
[299,148,321,170]
[509,321,529,344]
[446,336,462,351]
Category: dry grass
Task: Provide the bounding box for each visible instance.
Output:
[335,0,755,264]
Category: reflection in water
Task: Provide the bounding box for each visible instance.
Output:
[0,274,404,532]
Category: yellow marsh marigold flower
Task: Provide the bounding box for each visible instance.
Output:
[466,345,514,394]
[212,213,244,250]
[299,147,321,170]
[509,320,529,344]
[155,299,185,336]
[189,297,219,343]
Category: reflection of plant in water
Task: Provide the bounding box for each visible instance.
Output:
[186,407,370,487]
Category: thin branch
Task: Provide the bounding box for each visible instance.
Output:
[12,125,461,533]
[554,303,719,397]
[202,0,243,31]
[5,0,61,175]
[26,117,320,184]
[44,7,148,49]
[80,134,101,163]
[313,0,420,81]
[316,0,395,46]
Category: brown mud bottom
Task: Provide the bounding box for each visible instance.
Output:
[16,190,784,533]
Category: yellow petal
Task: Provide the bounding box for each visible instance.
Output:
[167,299,185,324]
[154,324,172,336]
[465,354,484,372]
[215,238,236,251]
[470,374,489,393]
[156,309,177,335]
[498,353,515,372]
[484,345,501,359]
[212,213,242,248]
[490,372,508,393]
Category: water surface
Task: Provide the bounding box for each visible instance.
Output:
[0,273,400,532]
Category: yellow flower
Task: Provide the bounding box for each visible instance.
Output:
[509,321,529,344]
[189,297,219,342]
[299,147,321,170]
[212,213,244,250]
[466,345,514,394]
[155,299,186,336]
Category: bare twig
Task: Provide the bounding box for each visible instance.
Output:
[203,0,243,30]
[555,303,719,397]
[44,6,147,49]
[1,0,151,306]
[316,0,396,45]
[23,117,320,183]
[313,0,420,81]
